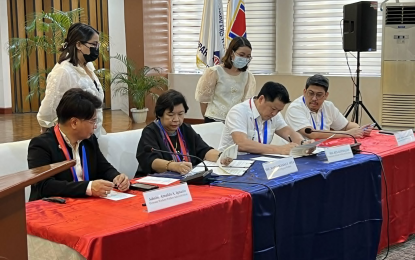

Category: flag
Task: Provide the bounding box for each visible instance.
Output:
[226,0,247,46]
[197,0,226,68]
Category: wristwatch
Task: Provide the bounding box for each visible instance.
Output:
[300,140,306,145]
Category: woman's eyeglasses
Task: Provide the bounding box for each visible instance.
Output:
[82,41,100,50]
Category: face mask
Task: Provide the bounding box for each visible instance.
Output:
[232,52,250,69]
[82,47,99,63]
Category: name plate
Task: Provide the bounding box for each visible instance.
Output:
[394,129,415,146]
[143,183,192,213]
[262,157,298,180]
[325,145,353,163]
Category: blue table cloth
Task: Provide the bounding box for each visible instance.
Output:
[211,153,383,260]
[154,152,382,260]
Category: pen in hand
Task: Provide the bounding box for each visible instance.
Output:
[288,136,293,143]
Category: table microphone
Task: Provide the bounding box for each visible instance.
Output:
[304,128,361,153]
[143,146,213,185]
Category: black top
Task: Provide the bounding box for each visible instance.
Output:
[27,129,119,201]
[136,122,213,176]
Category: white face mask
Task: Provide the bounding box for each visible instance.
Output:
[232,52,250,68]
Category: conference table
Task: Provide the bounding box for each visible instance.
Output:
[25,131,415,260]
[321,131,415,252]
[26,185,253,260]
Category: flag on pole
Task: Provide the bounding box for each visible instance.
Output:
[197,0,226,68]
[226,0,247,46]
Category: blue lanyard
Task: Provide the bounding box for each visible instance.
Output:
[69,146,90,182]
[303,96,324,130]
[250,98,268,144]
[81,146,90,181]
[55,125,89,182]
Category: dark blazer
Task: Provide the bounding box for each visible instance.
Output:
[27,129,119,201]
[136,122,213,176]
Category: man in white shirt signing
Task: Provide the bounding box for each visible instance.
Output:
[219,82,309,155]
[285,74,373,140]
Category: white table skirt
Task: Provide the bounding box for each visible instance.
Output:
[28,235,85,260]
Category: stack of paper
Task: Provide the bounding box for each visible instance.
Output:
[192,160,254,176]
[264,136,333,158]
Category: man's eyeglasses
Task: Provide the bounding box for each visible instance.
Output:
[84,118,98,127]
[82,41,100,50]
[306,90,325,100]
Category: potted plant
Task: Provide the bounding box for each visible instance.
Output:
[7,8,111,104]
[111,54,168,123]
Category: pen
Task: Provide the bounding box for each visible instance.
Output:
[288,136,292,143]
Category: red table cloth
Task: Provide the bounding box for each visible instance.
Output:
[321,131,415,251]
[26,184,253,260]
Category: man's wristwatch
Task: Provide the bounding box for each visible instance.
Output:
[217,152,223,160]
[300,140,306,145]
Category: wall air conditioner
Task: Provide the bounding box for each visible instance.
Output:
[381,3,415,130]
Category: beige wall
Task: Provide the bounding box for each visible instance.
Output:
[169,73,381,126]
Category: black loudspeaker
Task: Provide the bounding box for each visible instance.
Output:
[343,1,378,52]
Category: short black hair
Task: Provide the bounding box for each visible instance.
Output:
[257,82,291,104]
[58,23,99,67]
[305,74,329,92]
[155,89,189,118]
[56,88,102,124]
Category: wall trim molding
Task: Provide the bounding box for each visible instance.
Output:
[0,108,12,114]
[184,118,204,125]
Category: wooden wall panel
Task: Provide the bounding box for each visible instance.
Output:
[8,0,110,113]
[7,0,16,111]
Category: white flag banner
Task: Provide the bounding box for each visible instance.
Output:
[197,0,225,68]
[226,0,247,46]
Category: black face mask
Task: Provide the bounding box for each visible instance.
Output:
[82,47,99,63]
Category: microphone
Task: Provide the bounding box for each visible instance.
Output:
[144,146,213,185]
[304,128,361,153]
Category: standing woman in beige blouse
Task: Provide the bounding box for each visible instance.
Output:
[195,37,256,123]
[37,23,106,137]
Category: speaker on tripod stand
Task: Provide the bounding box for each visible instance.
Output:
[343,1,381,129]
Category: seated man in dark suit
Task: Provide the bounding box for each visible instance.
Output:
[28,88,130,201]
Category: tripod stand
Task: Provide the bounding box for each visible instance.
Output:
[344,51,382,129]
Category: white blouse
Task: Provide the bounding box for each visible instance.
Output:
[37,60,106,137]
[195,65,256,121]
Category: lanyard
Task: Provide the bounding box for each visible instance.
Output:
[54,125,89,182]
[303,96,324,130]
[157,121,190,162]
[249,98,268,144]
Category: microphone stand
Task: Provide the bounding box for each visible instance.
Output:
[149,147,213,185]
[305,129,361,154]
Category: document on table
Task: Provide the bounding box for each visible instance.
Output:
[261,153,291,158]
[103,190,135,201]
[289,136,334,158]
[136,176,178,185]
[190,166,247,176]
[196,160,253,168]
[216,144,238,164]
[251,156,279,162]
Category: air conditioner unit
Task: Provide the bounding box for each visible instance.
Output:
[381,3,415,130]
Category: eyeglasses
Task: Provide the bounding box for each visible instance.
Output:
[82,41,100,50]
[306,90,326,100]
[234,52,252,61]
[84,118,98,127]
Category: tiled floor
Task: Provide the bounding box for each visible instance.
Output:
[0,110,146,143]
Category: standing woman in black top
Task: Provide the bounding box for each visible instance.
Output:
[136,90,232,176]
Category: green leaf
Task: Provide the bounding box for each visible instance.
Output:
[110,54,168,109]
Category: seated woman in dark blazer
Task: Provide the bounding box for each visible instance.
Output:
[136,90,232,176]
